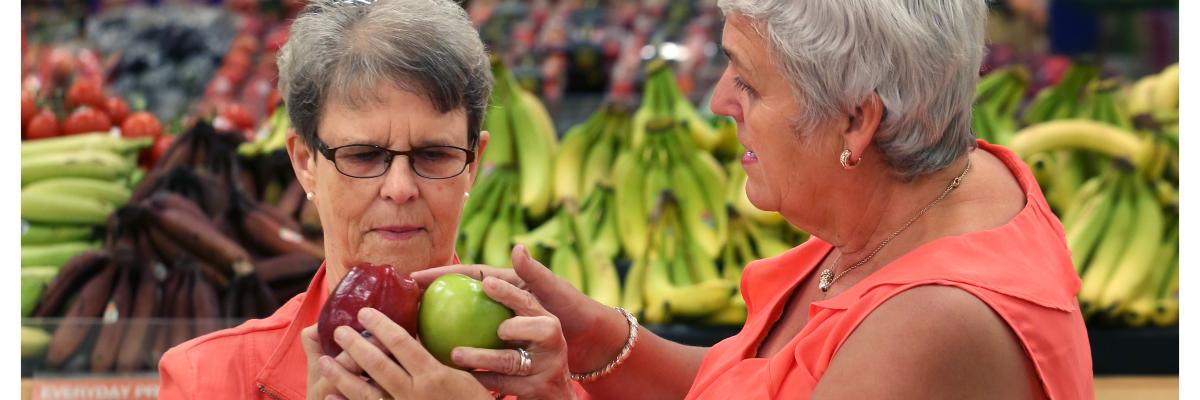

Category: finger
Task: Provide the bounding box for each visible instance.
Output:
[357,307,438,375]
[453,347,528,376]
[482,276,548,317]
[324,395,347,400]
[333,325,411,393]
[496,316,562,347]
[411,264,522,288]
[318,355,386,400]
[470,371,541,398]
[510,245,582,311]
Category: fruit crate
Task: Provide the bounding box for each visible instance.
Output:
[21,318,249,378]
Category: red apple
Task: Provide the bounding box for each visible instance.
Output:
[318,263,421,356]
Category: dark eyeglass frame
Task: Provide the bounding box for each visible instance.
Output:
[315,137,476,179]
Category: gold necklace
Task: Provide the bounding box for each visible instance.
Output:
[818,158,972,293]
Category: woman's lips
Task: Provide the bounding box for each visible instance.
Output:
[372,226,425,241]
[742,150,759,165]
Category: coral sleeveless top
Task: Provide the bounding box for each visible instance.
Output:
[685,141,1093,399]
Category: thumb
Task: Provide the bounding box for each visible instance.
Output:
[511,245,585,315]
[300,324,323,366]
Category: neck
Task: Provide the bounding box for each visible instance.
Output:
[818,154,972,269]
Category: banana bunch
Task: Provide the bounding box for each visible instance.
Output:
[481,58,558,220]
[630,59,723,152]
[517,190,623,308]
[973,66,1030,146]
[554,104,632,206]
[457,168,525,267]
[237,106,292,158]
[1069,174,1177,326]
[1004,62,1180,328]
[22,133,149,273]
[614,119,729,263]
[1123,63,1179,129]
[1022,63,1101,126]
[627,193,737,325]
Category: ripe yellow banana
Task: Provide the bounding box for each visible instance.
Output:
[663,279,736,318]
[613,152,650,260]
[1010,119,1147,170]
[1150,64,1179,112]
[582,249,622,307]
[1064,183,1116,273]
[518,90,558,154]
[549,238,586,292]
[553,116,598,204]
[701,292,747,326]
[622,258,648,318]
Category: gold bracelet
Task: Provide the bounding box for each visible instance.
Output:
[570,307,639,383]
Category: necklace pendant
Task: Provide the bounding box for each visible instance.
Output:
[818,269,833,292]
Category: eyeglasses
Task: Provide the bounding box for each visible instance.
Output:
[315,138,475,179]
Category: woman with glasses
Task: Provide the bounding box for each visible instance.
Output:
[157,1,584,399]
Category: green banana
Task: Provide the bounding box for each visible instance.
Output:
[21,133,151,159]
[22,241,100,268]
[22,267,58,317]
[1064,183,1116,273]
[701,292,747,326]
[582,249,622,307]
[1077,179,1134,315]
[22,150,135,185]
[622,258,648,318]
[22,223,94,245]
[1096,180,1165,314]
[23,177,132,206]
[549,238,586,292]
[21,190,115,225]
[481,201,516,268]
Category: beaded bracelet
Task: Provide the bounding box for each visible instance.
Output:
[570,307,639,383]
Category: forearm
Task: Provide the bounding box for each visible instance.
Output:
[576,327,708,399]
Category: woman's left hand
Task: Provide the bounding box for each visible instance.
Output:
[318,307,493,400]
[452,276,576,400]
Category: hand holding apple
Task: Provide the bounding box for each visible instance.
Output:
[418,273,515,367]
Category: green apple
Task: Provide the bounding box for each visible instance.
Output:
[419,273,515,367]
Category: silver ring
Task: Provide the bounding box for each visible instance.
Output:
[516,348,532,376]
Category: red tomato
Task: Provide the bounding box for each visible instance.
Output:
[65,78,107,111]
[21,90,36,127]
[141,134,175,168]
[121,112,163,139]
[106,97,130,125]
[25,109,59,140]
[231,34,260,55]
[221,104,256,130]
[62,106,113,136]
[266,88,283,115]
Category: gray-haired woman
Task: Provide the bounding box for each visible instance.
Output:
[417,1,1094,398]
[158,1,583,399]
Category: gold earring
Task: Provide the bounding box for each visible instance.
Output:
[306,192,315,201]
[840,149,860,169]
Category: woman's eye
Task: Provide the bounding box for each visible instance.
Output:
[344,149,383,162]
[417,149,449,161]
[733,77,757,98]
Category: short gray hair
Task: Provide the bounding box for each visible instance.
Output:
[278,0,491,154]
[718,0,986,180]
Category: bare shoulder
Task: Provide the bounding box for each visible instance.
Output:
[811,285,1045,400]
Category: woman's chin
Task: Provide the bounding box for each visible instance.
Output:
[745,179,778,212]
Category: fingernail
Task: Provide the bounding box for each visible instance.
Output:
[358,307,379,324]
[318,356,334,372]
[451,348,466,363]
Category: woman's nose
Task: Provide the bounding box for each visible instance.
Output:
[709,69,744,123]
[379,159,419,204]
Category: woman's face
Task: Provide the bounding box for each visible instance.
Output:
[709,16,846,229]
[289,86,485,279]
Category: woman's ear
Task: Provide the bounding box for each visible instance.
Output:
[287,129,318,194]
[467,130,490,186]
[841,92,885,164]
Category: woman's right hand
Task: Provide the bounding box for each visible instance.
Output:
[411,245,632,377]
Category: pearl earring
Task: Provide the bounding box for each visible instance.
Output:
[464,192,470,198]
[306,192,315,200]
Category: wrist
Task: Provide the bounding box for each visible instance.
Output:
[567,306,630,373]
